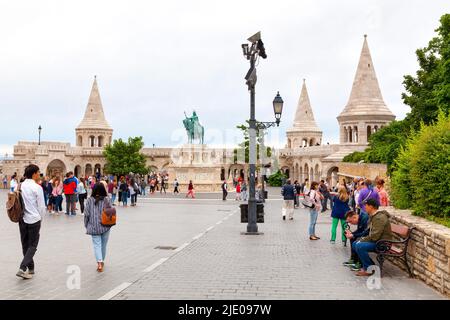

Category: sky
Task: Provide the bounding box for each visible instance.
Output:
[0,0,449,156]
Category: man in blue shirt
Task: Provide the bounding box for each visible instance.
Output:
[343,210,370,270]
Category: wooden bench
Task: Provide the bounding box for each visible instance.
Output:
[375,223,415,277]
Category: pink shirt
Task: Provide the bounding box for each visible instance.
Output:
[376,187,390,206]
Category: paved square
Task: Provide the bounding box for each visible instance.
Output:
[0,188,446,300]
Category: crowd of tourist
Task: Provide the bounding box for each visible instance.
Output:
[281,176,392,277]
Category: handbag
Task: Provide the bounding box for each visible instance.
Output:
[101,199,116,227]
[301,191,316,209]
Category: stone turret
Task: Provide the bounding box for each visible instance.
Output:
[286,79,323,149]
[337,35,395,145]
[75,77,113,148]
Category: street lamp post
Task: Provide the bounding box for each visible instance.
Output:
[38,125,42,145]
[241,32,283,234]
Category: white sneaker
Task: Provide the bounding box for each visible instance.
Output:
[16,269,32,280]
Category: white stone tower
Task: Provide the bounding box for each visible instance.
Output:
[337,35,395,145]
[286,79,323,149]
[75,77,113,148]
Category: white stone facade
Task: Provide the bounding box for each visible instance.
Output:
[279,36,396,185]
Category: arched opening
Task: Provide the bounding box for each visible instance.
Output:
[309,138,315,147]
[46,159,67,179]
[302,139,308,147]
[148,166,158,175]
[94,164,102,177]
[349,127,353,143]
[240,169,245,179]
[85,164,93,176]
[220,168,225,181]
[77,136,83,147]
[74,165,82,178]
[304,164,309,181]
[327,167,339,188]
[367,126,372,140]
[315,164,320,181]
[98,136,104,148]
[89,136,95,147]
[354,126,358,143]
[374,125,379,133]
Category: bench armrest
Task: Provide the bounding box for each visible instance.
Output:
[375,238,408,253]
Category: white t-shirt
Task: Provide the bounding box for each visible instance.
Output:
[21,179,46,224]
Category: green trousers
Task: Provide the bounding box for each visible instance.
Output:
[331,218,347,242]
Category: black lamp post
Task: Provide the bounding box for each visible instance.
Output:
[38,125,42,145]
[241,32,283,234]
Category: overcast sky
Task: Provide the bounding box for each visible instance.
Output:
[0,0,449,155]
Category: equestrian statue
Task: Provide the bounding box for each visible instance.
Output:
[183,110,205,144]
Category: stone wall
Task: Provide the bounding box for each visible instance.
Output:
[337,162,388,179]
[385,207,450,297]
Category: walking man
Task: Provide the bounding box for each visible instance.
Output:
[281,179,295,221]
[16,164,46,279]
[63,172,78,216]
[173,179,180,194]
[222,180,228,201]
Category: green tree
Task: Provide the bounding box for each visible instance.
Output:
[402,14,450,128]
[103,137,148,176]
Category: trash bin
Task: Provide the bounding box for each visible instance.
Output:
[240,203,264,223]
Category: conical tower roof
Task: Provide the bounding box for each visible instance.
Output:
[289,79,322,132]
[76,77,112,130]
[338,35,395,119]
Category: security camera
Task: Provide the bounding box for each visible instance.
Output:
[257,39,267,59]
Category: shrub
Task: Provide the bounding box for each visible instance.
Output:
[391,111,450,219]
[268,170,287,187]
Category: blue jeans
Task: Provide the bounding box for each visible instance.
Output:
[122,191,128,205]
[309,208,319,236]
[111,193,116,204]
[353,240,377,270]
[91,229,111,262]
[55,195,63,212]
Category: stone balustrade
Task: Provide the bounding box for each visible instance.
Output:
[280,145,340,157]
[385,207,450,297]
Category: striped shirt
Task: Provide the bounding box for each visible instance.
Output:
[84,196,112,235]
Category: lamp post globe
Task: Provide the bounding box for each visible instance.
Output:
[273,92,284,126]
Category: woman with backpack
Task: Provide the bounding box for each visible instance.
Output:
[330,187,350,245]
[84,183,114,272]
[307,181,323,241]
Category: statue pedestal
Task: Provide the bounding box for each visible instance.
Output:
[167,144,225,192]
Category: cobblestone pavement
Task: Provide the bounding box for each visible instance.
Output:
[0,190,236,300]
[0,188,446,300]
[113,195,446,300]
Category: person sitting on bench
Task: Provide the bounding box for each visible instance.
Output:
[343,210,369,271]
[352,199,394,277]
